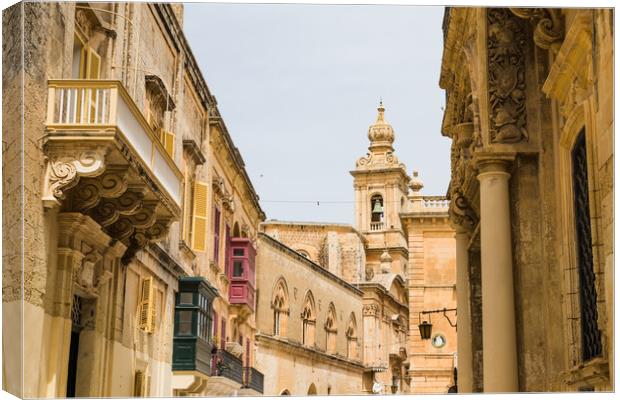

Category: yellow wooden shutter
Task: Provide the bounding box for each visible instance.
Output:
[138,277,154,333]
[134,371,144,396]
[191,181,208,252]
[86,47,101,79]
[163,130,175,160]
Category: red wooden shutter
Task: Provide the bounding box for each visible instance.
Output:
[213,208,221,264]
[221,317,226,350]
[213,310,218,344]
[225,224,231,276]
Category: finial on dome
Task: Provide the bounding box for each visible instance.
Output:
[409,170,424,192]
[376,99,385,122]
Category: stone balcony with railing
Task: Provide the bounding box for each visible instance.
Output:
[369,222,385,231]
[400,195,450,219]
[43,79,182,262]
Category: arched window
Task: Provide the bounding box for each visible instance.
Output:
[325,303,337,354]
[301,292,316,346]
[307,383,317,395]
[297,249,310,259]
[280,389,291,396]
[346,313,358,359]
[272,278,289,337]
[370,194,384,226]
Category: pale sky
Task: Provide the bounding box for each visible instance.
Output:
[183,3,450,224]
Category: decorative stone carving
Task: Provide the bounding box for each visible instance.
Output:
[363,304,379,317]
[73,250,112,298]
[510,8,563,53]
[71,167,129,212]
[449,191,478,230]
[42,149,107,208]
[541,14,593,119]
[365,266,375,281]
[487,8,528,144]
[89,190,144,227]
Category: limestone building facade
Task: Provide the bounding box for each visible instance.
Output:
[440,7,614,392]
[255,104,457,395]
[2,2,266,397]
[3,1,460,397]
[254,231,365,395]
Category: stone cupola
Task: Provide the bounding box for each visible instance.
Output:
[367,101,395,151]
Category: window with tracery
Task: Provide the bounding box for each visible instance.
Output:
[272,280,289,337]
[346,313,358,360]
[325,304,337,354]
[301,293,316,346]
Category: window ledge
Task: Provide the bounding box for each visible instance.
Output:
[562,357,610,389]
[179,239,197,260]
[183,138,206,165]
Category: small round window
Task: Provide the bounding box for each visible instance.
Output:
[431,334,446,348]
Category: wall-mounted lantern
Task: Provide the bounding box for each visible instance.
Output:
[417,308,457,340]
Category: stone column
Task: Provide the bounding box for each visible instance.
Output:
[477,157,518,392]
[454,227,473,393]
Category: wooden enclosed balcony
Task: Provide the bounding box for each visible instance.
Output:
[227,238,256,313]
[43,80,183,262]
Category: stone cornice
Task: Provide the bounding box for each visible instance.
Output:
[261,220,368,245]
[254,333,365,372]
[258,233,363,297]
[146,242,189,280]
[155,4,216,109]
[210,120,266,221]
[357,282,409,311]
[183,139,206,165]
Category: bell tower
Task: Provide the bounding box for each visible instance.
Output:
[351,102,410,279]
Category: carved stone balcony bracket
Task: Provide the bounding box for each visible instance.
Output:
[509,8,564,53]
[449,191,478,231]
[42,147,108,209]
[43,146,177,264]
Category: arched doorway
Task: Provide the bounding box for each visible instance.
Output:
[307,383,317,395]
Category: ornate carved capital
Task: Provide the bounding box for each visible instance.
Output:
[487,8,529,144]
[363,304,379,317]
[42,148,107,208]
[510,8,563,53]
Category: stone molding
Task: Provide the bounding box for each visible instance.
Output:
[542,13,593,118]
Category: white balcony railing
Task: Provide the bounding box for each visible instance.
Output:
[46,80,182,207]
[422,196,449,210]
[369,222,384,231]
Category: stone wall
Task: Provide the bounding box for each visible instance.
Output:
[2,3,24,396]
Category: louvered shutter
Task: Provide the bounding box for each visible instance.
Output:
[86,47,101,79]
[163,131,175,159]
[134,371,144,396]
[138,277,154,333]
[191,182,208,252]
[221,318,226,350]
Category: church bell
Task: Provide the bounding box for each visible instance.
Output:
[372,200,383,213]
